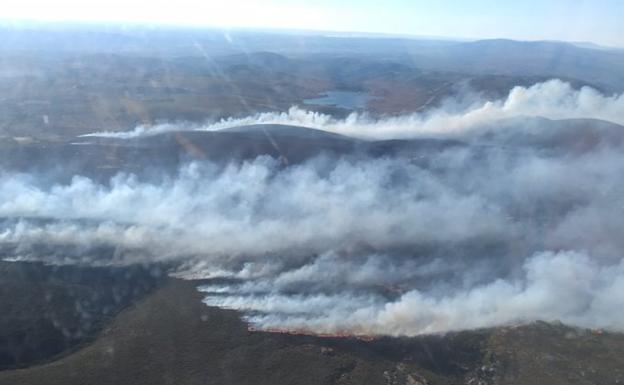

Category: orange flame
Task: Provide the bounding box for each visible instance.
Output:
[247,326,376,342]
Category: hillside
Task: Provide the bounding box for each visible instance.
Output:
[1,274,622,385]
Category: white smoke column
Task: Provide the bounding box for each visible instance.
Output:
[84,80,624,139]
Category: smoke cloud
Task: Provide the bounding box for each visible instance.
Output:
[3,79,624,336]
[202,251,624,336]
[84,79,624,140]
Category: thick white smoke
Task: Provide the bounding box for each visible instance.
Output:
[202,251,624,336]
[2,143,624,335]
[0,157,511,262]
[3,79,624,336]
[84,79,624,140]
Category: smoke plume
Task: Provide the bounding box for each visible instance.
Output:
[3,79,624,336]
[85,79,624,140]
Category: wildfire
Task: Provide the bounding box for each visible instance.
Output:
[247,326,376,342]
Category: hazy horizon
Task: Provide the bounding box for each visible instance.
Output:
[0,0,622,48]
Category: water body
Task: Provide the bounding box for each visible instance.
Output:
[303,90,375,110]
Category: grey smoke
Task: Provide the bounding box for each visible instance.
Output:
[204,251,624,336]
[84,79,624,140]
[2,79,624,336]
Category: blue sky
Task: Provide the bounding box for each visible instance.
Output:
[2,0,623,47]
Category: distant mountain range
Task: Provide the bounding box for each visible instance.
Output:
[1,25,622,91]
